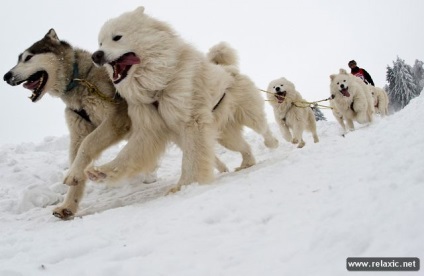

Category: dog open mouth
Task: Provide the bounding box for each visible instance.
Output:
[274,91,286,103]
[109,52,140,84]
[340,87,350,97]
[21,71,48,102]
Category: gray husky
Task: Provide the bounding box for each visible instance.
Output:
[3,29,156,219]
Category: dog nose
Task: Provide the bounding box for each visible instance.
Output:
[92,51,105,65]
[340,84,345,89]
[275,86,281,92]
[3,71,13,82]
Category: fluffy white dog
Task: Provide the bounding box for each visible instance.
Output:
[329,69,374,131]
[267,77,319,148]
[88,7,278,192]
[368,86,389,116]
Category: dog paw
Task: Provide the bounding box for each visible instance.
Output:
[52,206,75,220]
[292,138,299,144]
[314,137,319,143]
[235,163,254,172]
[297,141,305,148]
[143,172,158,184]
[216,163,229,173]
[85,167,108,182]
[166,185,182,195]
[265,137,279,149]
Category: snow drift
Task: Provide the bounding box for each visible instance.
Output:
[0,95,423,276]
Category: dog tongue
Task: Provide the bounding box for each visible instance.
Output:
[23,80,40,90]
[341,89,350,97]
[119,54,140,65]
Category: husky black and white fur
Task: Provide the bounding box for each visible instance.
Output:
[3,29,156,219]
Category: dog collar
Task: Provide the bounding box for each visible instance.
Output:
[65,62,79,92]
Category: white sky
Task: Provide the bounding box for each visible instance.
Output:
[1,0,423,144]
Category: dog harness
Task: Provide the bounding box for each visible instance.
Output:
[150,93,226,112]
[212,93,226,111]
[65,61,92,123]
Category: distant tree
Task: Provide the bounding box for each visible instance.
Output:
[412,59,424,95]
[386,57,418,112]
[311,106,326,121]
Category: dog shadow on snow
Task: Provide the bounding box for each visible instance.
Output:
[75,177,174,217]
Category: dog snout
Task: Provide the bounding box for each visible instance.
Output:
[340,84,345,89]
[92,50,105,66]
[275,86,281,92]
[3,71,13,83]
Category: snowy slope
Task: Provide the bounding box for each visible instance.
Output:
[0,95,423,276]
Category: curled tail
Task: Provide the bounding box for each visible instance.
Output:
[207,42,239,73]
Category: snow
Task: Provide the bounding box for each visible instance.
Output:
[1,94,423,276]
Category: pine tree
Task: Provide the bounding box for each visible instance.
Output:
[412,59,424,95]
[386,57,418,112]
[311,106,326,121]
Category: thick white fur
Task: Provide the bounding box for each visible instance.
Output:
[88,7,278,192]
[267,77,319,148]
[368,86,389,116]
[329,69,374,131]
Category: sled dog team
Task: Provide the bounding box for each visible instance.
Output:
[3,7,389,219]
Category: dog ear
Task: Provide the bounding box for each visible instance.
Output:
[135,6,145,14]
[330,74,336,81]
[339,68,348,75]
[45,29,61,45]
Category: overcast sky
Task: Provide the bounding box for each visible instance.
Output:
[1,0,423,144]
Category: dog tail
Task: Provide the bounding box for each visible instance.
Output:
[207,42,239,69]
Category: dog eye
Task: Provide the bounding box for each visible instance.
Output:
[24,55,33,62]
[280,84,284,87]
[113,35,122,42]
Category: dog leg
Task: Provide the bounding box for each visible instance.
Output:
[292,124,305,148]
[346,119,355,131]
[86,133,165,183]
[168,119,216,193]
[312,133,319,143]
[215,155,229,173]
[53,109,95,219]
[279,124,293,143]
[86,104,168,183]
[308,113,319,143]
[241,109,278,149]
[218,124,256,172]
[334,115,346,132]
[53,183,85,219]
[64,116,128,186]
[143,167,158,184]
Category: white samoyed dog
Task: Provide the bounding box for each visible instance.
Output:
[267,77,319,148]
[329,69,374,131]
[88,7,279,193]
[368,86,389,116]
